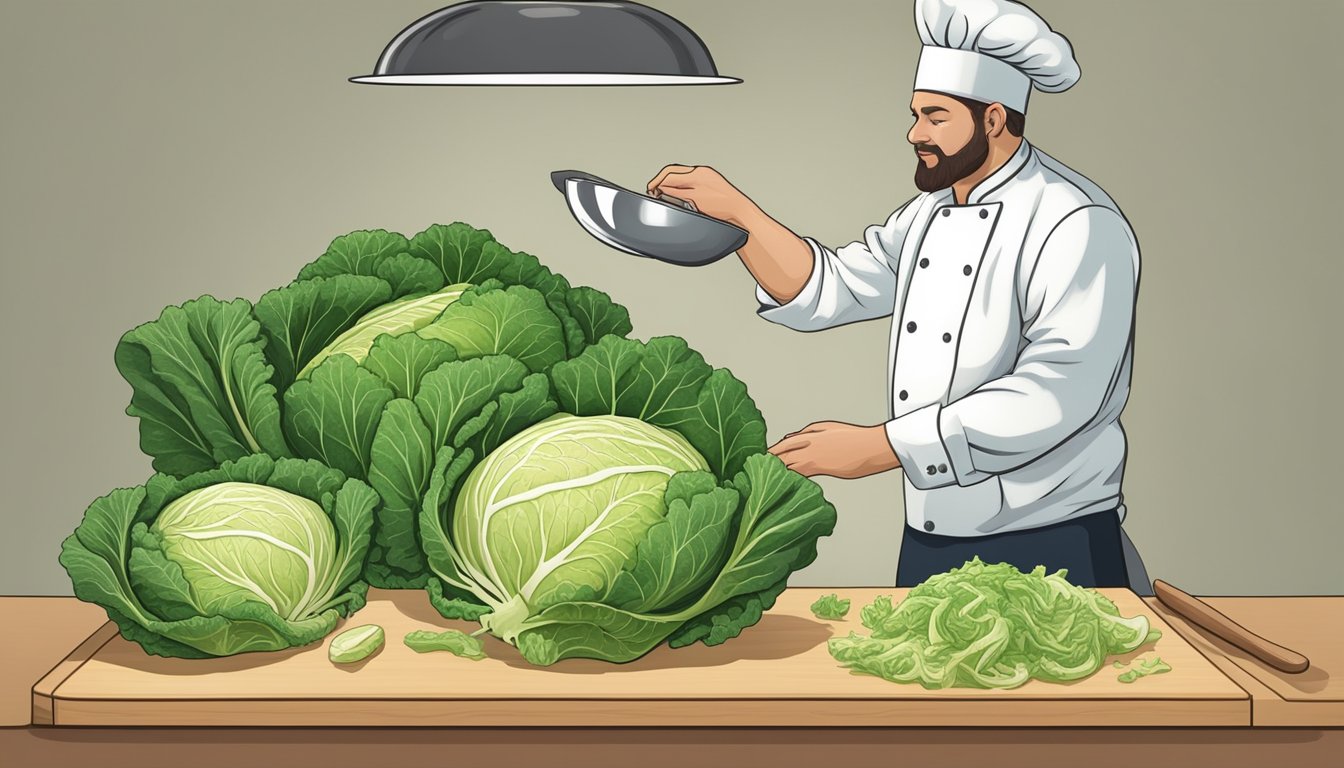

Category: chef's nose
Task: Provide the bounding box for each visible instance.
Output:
[907,123,927,146]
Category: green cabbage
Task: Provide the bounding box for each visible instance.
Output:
[59,455,375,657]
[447,413,710,640]
[828,558,1161,689]
[154,482,349,622]
[418,335,839,665]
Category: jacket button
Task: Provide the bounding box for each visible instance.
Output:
[907,321,917,332]
[924,520,936,531]
[942,332,952,343]
[919,257,929,268]
[979,209,988,219]
[963,265,972,276]
[938,463,947,473]
[926,464,936,474]
[898,389,908,401]
[941,209,950,217]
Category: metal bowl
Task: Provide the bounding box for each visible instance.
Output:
[552,170,749,267]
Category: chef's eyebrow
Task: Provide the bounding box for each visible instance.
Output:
[917,106,950,115]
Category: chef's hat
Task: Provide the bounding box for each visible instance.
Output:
[913,0,1080,114]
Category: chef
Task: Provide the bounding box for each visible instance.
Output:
[647,0,1141,588]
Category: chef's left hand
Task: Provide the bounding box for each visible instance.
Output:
[767,421,902,479]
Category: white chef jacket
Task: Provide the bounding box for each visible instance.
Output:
[756,140,1139,537]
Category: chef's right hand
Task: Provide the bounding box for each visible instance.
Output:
[647,165,759,225]
[649,165,812,304]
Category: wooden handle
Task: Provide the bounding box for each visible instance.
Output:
[1153,579,1310,674]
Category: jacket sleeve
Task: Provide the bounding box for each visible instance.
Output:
[754,199,916,332]
[883,205,1139,489]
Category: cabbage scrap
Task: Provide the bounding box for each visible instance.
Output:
[828,558,1161,689]
[404,629,487,660]
[1118,656,1172,683]
[811,594,851,620]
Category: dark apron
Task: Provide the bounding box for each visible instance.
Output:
[896,510,1129,588]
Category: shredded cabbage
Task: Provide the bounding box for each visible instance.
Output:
[828,557,1161,689]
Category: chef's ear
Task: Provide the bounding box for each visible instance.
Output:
[985,103,1008,138]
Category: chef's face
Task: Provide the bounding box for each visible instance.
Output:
[908,92,990,192]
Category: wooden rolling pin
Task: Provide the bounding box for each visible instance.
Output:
[1153,579,1310,673]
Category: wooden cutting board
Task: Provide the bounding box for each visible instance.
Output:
[33,587,1249,727]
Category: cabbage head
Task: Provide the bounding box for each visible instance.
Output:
[294,285,469,379]
[420,336,839,665]
[59,455,376,657]
[451,414,709,634]
[154,483,349,622]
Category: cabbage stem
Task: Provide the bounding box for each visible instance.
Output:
[479,593,531,644]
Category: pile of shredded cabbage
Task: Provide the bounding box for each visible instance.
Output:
[828,558,1162,689]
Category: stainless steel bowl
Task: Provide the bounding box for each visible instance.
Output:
[552,170,749,267]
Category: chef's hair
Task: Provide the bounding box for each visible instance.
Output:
[954,96,1026,138]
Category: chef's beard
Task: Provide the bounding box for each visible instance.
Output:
[913,122,990,192]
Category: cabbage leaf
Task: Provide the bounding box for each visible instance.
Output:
[115,296,294,476]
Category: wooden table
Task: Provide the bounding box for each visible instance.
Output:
[4,589,1341,767]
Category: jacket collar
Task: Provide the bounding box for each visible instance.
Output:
[967,139,1033,205]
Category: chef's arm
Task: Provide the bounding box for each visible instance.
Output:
[732,206,815,305]
[751,201,917,332]
[647,165,910,332]
[884,206,1139,489]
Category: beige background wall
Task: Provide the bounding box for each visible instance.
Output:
[2,0,1340,596]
